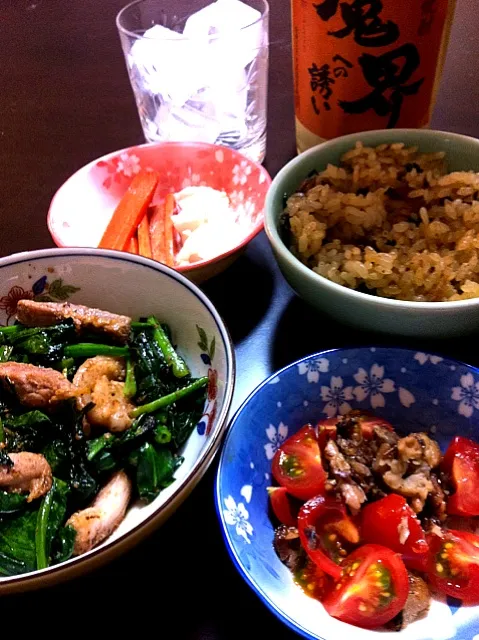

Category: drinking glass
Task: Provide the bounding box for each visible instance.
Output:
[117,0,269,163]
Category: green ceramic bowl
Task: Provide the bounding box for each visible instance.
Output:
[265,129,479,338]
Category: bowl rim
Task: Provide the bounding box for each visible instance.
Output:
[47,140,271,273]
[215,345,479,640]
[264,128,479,311]
[0,247,236,584]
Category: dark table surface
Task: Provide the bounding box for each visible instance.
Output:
[1,0,479,635]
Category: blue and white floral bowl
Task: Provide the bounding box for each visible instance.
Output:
[0,248,235,593]
[216,348,479,640]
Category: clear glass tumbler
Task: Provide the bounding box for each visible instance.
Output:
[116,0,269,163]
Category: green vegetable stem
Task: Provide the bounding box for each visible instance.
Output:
[35,478,70,570]
[123,356,137,398]
[64,344,129,358]
[147,316,190,378]
[130,376,208,418]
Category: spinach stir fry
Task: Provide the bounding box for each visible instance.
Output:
[0,300,208,575]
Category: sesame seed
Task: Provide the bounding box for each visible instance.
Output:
[436,563,444,573]
[329,534,337,541]
[445,543,453,549]
[358,603,367,612]
[382,592,391,598]
[307,583,314,591]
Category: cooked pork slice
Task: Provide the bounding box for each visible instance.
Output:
[324,440,351,478]
[339,482,367,514]
[397,433,441,469]
[374,432,442,514]
[324,440,367,513]
[273,526,304,572]
[16,300,132,343]
[0,362,75,407]
[0,452,52,501]
[388,572,430,630]
[66,470,132,555]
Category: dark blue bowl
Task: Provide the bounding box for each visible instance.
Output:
[216,347,479,640]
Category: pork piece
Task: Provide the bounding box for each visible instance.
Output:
[422,472,449,529]
[16,300,132,343]
[374,432,442,514]
[0,452,52,501]
[323,439,367,514]
[0,362,75,408]
[388,572,430,630]
[66,470,132,556]
[73,356,134,432]
[273,526,304,572]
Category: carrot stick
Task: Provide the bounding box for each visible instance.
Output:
[149,204,167,263]
[137,213,152,259]
[164,194,176,267]
[99,171,159,251]
[127,235,139,254]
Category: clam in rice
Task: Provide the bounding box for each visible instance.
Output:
[284,142,479,302]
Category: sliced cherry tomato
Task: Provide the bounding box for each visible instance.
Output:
[426,529,479,603]
[272,425,326,501]
[267,486,298,527]
[316,418,338,450]
[316,412,394,450]
[442,436,479,516]
[322,544,409,628]
[355,412,394,439]
[361,494,429,572]
[294,559,330,601]
[298,494,360,580]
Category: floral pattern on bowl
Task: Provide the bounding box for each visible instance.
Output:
[216,347,479,640]
[47,142,271,283]
[0,274,80,323]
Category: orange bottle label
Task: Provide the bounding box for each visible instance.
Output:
[292,0,453,139]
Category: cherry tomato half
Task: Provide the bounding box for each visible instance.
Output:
[294,559,330,601]
[361,494,429,572]
[427,529,479,603]
[442,436,479,517]
[272,425,326,501]
[298,494,361,580]
[267,486,299,527]
[322,544,409,628]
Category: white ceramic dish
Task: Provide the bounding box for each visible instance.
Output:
[0,248,235,593]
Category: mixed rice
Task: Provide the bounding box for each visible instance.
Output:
[284,142,479,301]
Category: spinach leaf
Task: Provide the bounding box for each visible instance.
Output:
[8,320,76,365]
[0,451,12,468]
[166,388,207,447]
[130,330,172,404]
[0,491,27,514]
[35,478,70,570]
[45,401,98,506]
[136,443,178,503]
[0,508,38,575]
[86,415,157,473]
[3,410,51,452]
[52,525,76,564]
[0,346,13,363]
[42,438,70,474]
[4,410,51,430]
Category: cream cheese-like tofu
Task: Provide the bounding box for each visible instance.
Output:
[172,186,243,264]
